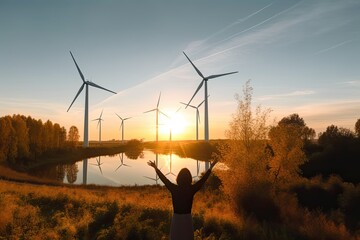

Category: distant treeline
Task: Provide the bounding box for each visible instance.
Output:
[0,114,77,165]
[303,123,360,183]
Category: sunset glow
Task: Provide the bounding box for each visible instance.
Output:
[0,0,359,141]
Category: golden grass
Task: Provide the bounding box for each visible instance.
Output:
[0,180,239,239]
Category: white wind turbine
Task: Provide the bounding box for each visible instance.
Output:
[93,109,104,144]
[180,97,207,141]
[67,51,116,147]
[144,92,168,142]
[183,51,238,142]
[115,113,132,144]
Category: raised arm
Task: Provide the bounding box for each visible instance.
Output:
[147,160,175,190]
[192,160,218,193]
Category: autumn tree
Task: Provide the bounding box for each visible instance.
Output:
[11,115,30,160]
[0,116,17,163]
[218,80,275,219]
[268,114,309,185]
[355,119,360,138]
[68,126,80,147]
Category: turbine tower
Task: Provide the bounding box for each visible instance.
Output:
[115,113,132,144]
[180,97,207,141]
[163,107,180,142]
[183,51,237,170]
[93,109,104,144]
[144,92,167,142]
[67,51,116,147]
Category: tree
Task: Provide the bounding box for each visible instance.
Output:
[318,125,355,146]
[0,116,17,163]
[278,113,316,141]
[218,80,274,218]
[11,115,30,160]
[355,119,360,138]
[268,116,307,184]
[68,126,80,147]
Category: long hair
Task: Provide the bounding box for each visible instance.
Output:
[176,168,192,186]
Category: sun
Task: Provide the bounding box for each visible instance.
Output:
[160,112,187,137]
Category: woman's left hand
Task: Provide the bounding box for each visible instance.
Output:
[147,160,157,169]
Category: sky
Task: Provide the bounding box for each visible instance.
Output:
[0,0,359,141]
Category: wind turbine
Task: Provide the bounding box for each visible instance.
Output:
[144,92,168,142]
[67,52,116,185]
[93,109,104,144]
[144,153,160,184]
[67,51,117,147]
[115,152,131,171]
[115,113,132,144]
[90,156,103,175]
[180,97,207,141]
[165,150,176,177]
[183,51,238,142]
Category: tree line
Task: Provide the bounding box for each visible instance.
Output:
[0,114,79,165]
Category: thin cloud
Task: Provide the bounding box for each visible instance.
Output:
[337,80,360,87]
[258,90,315,100]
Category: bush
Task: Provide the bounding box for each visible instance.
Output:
[235,180,281,223]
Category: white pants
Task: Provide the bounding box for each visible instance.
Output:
[170,213,194,240]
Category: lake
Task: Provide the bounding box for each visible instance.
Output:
[31,150,207,186]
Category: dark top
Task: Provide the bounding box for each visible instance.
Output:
[155,168,212,214]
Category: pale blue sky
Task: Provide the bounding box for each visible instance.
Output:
[1,0,359,141]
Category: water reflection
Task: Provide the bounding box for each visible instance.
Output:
[115,153,131,171]
[144,153,160,185]
[31,150,206,186]
[90,156,104,175]
[165,150,176,177]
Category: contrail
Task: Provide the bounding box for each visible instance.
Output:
[236,2,275,23]
[200,2,275,47]
[192,1,303,63]
[313,40,352,56]
[212,1,303,48]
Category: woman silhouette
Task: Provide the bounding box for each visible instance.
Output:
[147,159,218,240]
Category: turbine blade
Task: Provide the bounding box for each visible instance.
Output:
[186,80,204,108]
[70,51,85,83]
[100,109,103,118]
[144,109,156,114]
[159,110,169,118]
[206,71,238,80]
[67,83,85,112]
[124,117,132,120]
[180,102,196,109]
[183,52,205,79]
[115,113,123,120]
[175,107,181,113]
[144,176,156,181]
[157,92,161,108]
[198,99,206,108]
[87,81,117,94]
